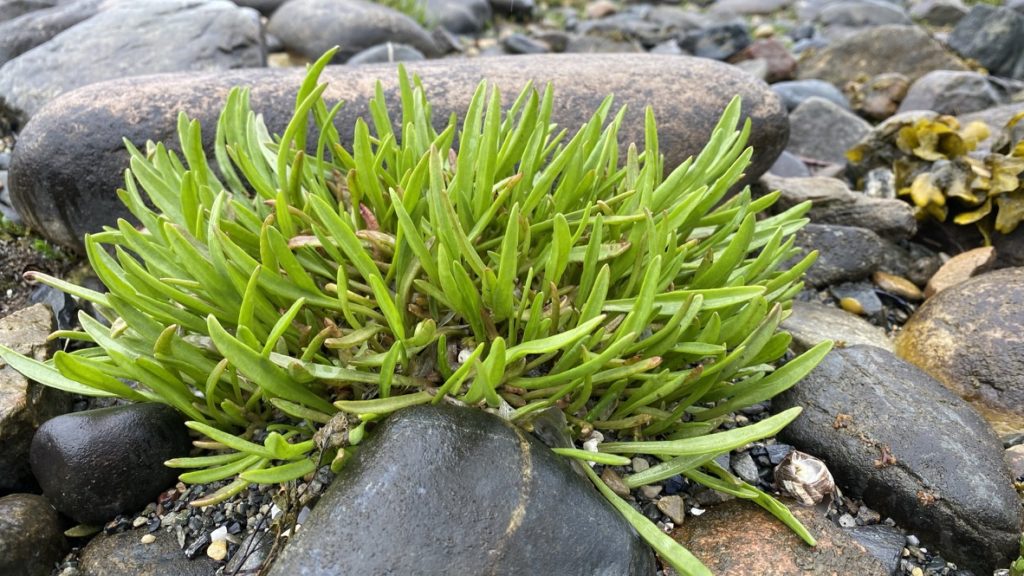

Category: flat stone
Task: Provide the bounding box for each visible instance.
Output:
[9,53,789,252]
[762,174,917,240]
[672,499,890,575]
[924,246,994,298]
[0,493,66,576]
[774,345,1023,574]
[0,0,265,123]
[787,97,871,166]
[782,300,893,353]
[847,524,906,575]
[267,0,438,63]
[798,25,968,87]
[30,403,191,524]
[79,529,218,576]
[792,224,886,287]
[896,267,1024,436]
[0,303,69,493]
[267,404,657,575]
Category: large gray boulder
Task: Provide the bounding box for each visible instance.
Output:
[0,0,265,123]
[9,54,789,252]
[0,0,100,67]
[268,404,656,575]
[774,345,1023,575]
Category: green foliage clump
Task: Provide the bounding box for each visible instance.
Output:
[375,0,428,27]
[847,112,1024,242]
[0,50,829,574]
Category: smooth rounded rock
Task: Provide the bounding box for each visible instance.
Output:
[898,70,1002,116]
[774,345,1024,575]
[924,246,994,298]
[793,223,886,288]
[772,79,850,112]
[427,0,492,34]
[787,96,871,166]
[10,54,789,252]
[79,529,218,576]
[672,499,890,575]
[0,493,66,576]
[267,0,439,63]
[0,0,100,67]
[895,267,1024,436]
[30,403,191,524]
[268,404,657,576]
[782,300,893,353]
[0,0,265,123]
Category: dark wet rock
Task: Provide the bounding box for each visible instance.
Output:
[232,0,286,15]
[79,529,218,576]
[852,72,910,121]
[678,21,750,61]
[848,524,905,575]
[30,403,191,524]
[672,499,889,575]
[798,25,968,87]
[267,0,438,63]
[898,70,1002,116]
[346,42,425,65]
[10,54,788,252]
[876,238,942,289]
[0,0,100,67]
[772,79,849,111]
[0,0,264,122]
[793,223,886,287]
[895,267,1024,437]
[729,38,796,83]
[501,33,550,54]
[0,303,69,493]
[947,5,1024,80]
[224,530,273,575]
[768,150,810,178]
[268,404,657,576]
[763,174,916,240]
[0,493,67,576]
[427,0,491,35]
[782,300,892,352]
[488,0,532,18]
[774,345,1024,575]
[908,0,967,26]
[787,97,871,165]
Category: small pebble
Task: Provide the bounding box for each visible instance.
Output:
[601,468,631,497]
[640,484,663,499]
[838,513,856,528]
[132,516,148,528]
[140,534,156,544]
[656,495,686,525]
[873,271,923,301]
[631,457,650,473]
[839,297,864,315]
[906,534,920,547]
[207,538,228,562]
[911,567,923,576]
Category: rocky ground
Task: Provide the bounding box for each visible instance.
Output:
[0,0,1023,575]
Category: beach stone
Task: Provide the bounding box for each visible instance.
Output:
[577,13,669,46]
[678,21,750,61]
[0,493,66,576]
[267,404,657,576]
[672,499,890,575]
[817,0,912,37]
[30,403,191,524]
[787,97,871,165]
[924,246,994,298]
[772,79,849,111]
[10,54,789,252]
[798,25,968,87]
[762,174,917,240]
[710,0,791,15]
[947,5,1024,80]
[774,345,1024,575]
[564,34,643,54]
[908,0,967,26]
[782,300,893,352]
[0,0,58,23]
[0,303,69,493]
[426,0,492,35]
[730,38,796,83]
[501,33,550,54]
[847,524,906,575]
[898,71,1002,116]
[79,529,218,576]
[232,0,287,15]
[0,0,100,67]
[346,42,425,65]
[767,150,810,178]
[793,223,886,287]
[852,72,910,121]
[488,0,532,18]
[895,267,1024,436]
[0,0,264,123]
[268,0,438,63]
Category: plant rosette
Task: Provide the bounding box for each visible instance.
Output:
[0,48,830,575]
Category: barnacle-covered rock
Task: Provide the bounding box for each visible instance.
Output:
[773,450,836,505]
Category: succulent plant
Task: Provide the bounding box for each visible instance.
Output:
[847,112,1024,242]
[0,49,830,575]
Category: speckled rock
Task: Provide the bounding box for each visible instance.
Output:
[10,54,789,252]
[947,5,1024,80]
[79,529,218,576]
[0,0,265,122]
[782,301,893,353]
[852,72,910,121]
[267,0,438,63]
[895,267,1024,436]
[0,303,69,493]
[672,499,889,575]
[762,174,917,240]
[268,404,657,576]
[786,97,870,166]
[30,403,191,524]
[774,345,1024,575]
[793,224,886,287]
[0,494,66,576]
[798,25,968,87]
